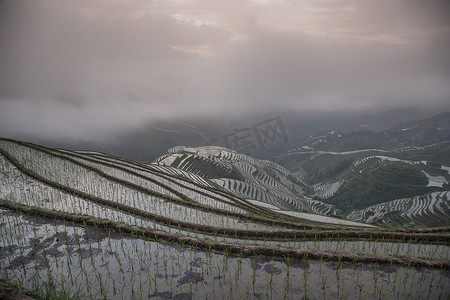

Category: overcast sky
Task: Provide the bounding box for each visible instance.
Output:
[1,0,449,142]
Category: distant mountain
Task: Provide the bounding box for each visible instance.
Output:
[2,112,449,228]
[18,107,443,163]
[277,140,450,181]
[292,112,450,153]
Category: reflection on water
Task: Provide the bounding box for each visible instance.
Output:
[1,210,449,300]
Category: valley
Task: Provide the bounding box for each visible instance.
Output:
[1,111,450,299]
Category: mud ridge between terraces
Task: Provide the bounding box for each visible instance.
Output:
[61,146,340,226]
[2,149,450,243]
[79,150,268,212]
[0,200,449,270]
[3,138,450,235]
[0,141,367,232]
[0,149,374,240]
[72,150,258,204]
[58,150,450,233]
[26,139,396,226]
[82,151,318,224]
[0,280,35,300]
[49,146,278,219]
[2,139,313,224]
[0,195,449,246]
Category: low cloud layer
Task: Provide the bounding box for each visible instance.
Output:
[1,0,449,141]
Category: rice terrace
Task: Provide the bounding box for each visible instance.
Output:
[0,137,449,299]
[2,0,450,299]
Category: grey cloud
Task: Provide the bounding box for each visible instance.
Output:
[0,0,449,143]
[0,0,227,102]
[216,30,450,113]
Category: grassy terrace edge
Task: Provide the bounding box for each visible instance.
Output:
[65,148,279,217]
[1,199,449,269]
[1,138,351,230]
[2,139,450,234]
[2,149,450,242]
[0,138,342,229]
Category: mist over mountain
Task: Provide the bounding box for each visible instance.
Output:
[1,0,449,157]
[1,2,450,298]
[11,107,447,162]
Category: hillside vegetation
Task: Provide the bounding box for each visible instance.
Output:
[327,161,441,211]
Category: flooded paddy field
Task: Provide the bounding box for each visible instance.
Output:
[1,210,449,300]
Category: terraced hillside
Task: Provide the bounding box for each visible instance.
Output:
[1,138,450,299]
[348,191,450,227]
[277,141,450,226]
[154,146,337,215]
[277,141,450,179]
